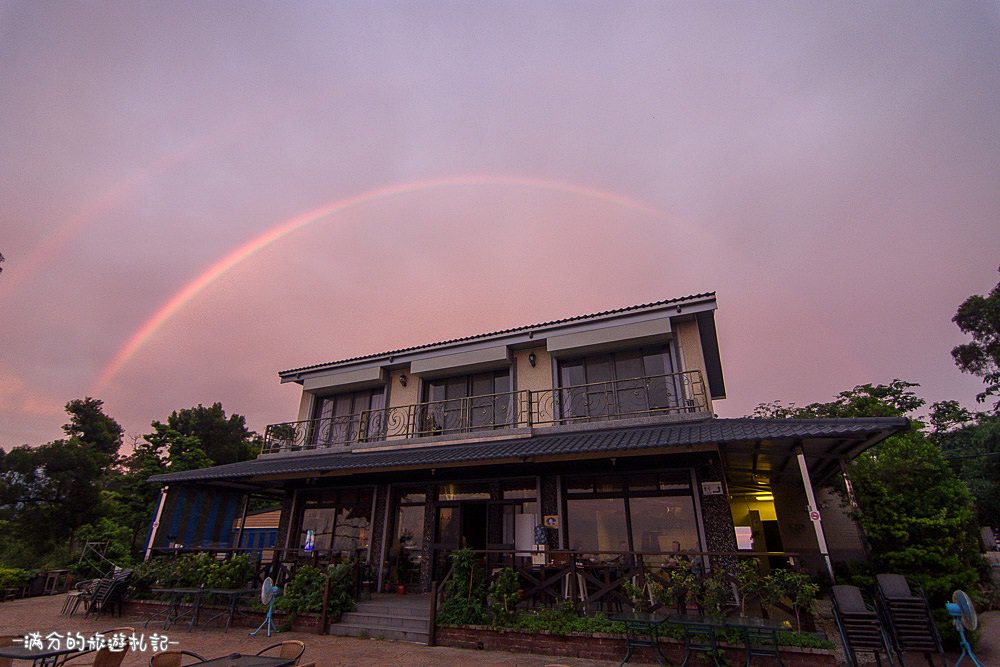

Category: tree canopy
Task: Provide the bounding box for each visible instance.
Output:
[952,266,1000,408]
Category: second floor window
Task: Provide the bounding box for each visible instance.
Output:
[420,370,512,434]
[557,346,677,420]
[311,388,386,446]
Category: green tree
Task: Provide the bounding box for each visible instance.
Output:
[63,397,124,463]
[952,266,1000,408]
[930,401,1000,528]
[150,403,260,467]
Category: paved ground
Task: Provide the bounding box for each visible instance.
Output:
[0,595,617,667]
[2,594,997,666]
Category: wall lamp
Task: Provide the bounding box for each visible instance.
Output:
[399,374,407,387]
[528,352,536,367]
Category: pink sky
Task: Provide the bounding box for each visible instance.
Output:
[2,1,998,448]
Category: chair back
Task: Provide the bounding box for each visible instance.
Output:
[0,635,18,667]
[149,649,206,667]
[257,640,305,665]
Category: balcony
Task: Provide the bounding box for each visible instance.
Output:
[262,370,707,455]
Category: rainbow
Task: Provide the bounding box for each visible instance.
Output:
[91,174,660,392]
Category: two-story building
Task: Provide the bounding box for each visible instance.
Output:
[147,292,907,592]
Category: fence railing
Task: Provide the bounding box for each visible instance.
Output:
[262,370,708,454]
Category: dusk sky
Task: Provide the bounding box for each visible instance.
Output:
[2,1,999,449]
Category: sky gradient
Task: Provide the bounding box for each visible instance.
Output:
[2,1,999,448]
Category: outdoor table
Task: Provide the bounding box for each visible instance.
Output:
[608,611,671,666]
[193,588,257,631]
[145,587,205,630]
[190,653,295,667]
[0,642,85,666]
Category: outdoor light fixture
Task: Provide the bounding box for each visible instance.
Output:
[399,374,407,387]
[528,352,536,367]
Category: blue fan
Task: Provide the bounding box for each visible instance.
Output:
[945,589,982,667]
[250,576,280,638]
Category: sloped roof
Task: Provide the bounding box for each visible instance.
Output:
[150,417,908,487]
[279,292,716,377]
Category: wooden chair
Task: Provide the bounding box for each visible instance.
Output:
[1,634,18,667]
[148,650,206,667]
[255,640,305,665]
[59,627,134,667]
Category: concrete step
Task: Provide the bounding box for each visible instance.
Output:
[352,602,430,618]
[340,611,429,632]
[327,620,429,643]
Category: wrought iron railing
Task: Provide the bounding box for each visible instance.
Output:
[262,370,707,455]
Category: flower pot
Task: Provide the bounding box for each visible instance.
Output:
[396,584,406,596]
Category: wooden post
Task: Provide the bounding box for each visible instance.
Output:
[319,573,330,635]
[427,580,438,647]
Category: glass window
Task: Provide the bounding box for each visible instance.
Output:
[311,388,386,446]
[557,346,675,420]
[298,488,373,559]
[564,471,698,559]
[422,370,512,434]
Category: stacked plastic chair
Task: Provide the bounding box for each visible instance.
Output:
[831,585,894,666]
[874,574,944,665]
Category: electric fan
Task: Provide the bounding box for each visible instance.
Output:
[250,576,280,638]
[944,589,982,667]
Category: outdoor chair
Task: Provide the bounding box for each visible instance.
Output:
[1,634,18,667]
[61,579,98,615]
[742,626,784,667]
[255,640,305,665]
[148,649,206,667]
[85,569,133,618]
[831,585,894,667]
[678,622,722,667]
[874,574,943,664]
[59,626,134,667]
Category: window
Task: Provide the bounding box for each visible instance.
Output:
[298,487,374,559]
[311,388,386,446]
[420,370,512,434]
[557,346,676,420]
[564,471,698,561]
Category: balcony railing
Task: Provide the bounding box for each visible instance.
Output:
[262,370,707,455]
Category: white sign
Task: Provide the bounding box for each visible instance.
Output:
[701,481,723,496]
[809,510,821,522]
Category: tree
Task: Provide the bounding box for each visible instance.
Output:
[952,266,1000,408]
[63,397,124,462]
[0,251,4,274]
[151,403,260,468]
[930,401,1000,527]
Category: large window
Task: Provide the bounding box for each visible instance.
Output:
[311,388,385,446]
[558,346,676,420]
[298,487,373,559]
[564,471,698,561]
[420,370,512,434]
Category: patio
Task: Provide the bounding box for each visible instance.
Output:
[0,595,618,667]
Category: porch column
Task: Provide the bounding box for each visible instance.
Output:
[234,494,251,554]
[144,485,169,561]
[795,446,835,582]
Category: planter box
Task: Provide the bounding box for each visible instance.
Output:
[125,599,325,634]
[435,625,836,667]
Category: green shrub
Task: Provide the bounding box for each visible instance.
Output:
[275,562,355,625]
[436,548,487,626]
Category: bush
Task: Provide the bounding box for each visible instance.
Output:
[274,562,355,625]
[436,548,487,626]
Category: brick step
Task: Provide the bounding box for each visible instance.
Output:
[339,611,429,632]
[327,621,429,644]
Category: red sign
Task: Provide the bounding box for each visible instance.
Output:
[809,510,821,522]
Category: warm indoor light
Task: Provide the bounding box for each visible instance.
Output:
[754,493,774,501]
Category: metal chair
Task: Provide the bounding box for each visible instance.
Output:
[742,626,784,667]
[678,622,722,667]
[874,574,943,665]
[255,640,305,665]
[148,649,207,667]
[61,579,97,615]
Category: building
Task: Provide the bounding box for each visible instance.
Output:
[147,293,907,592]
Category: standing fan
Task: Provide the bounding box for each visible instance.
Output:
[944,589,982,667]
[250,577,280,638]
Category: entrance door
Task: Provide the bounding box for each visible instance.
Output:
[431,501,490,582]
